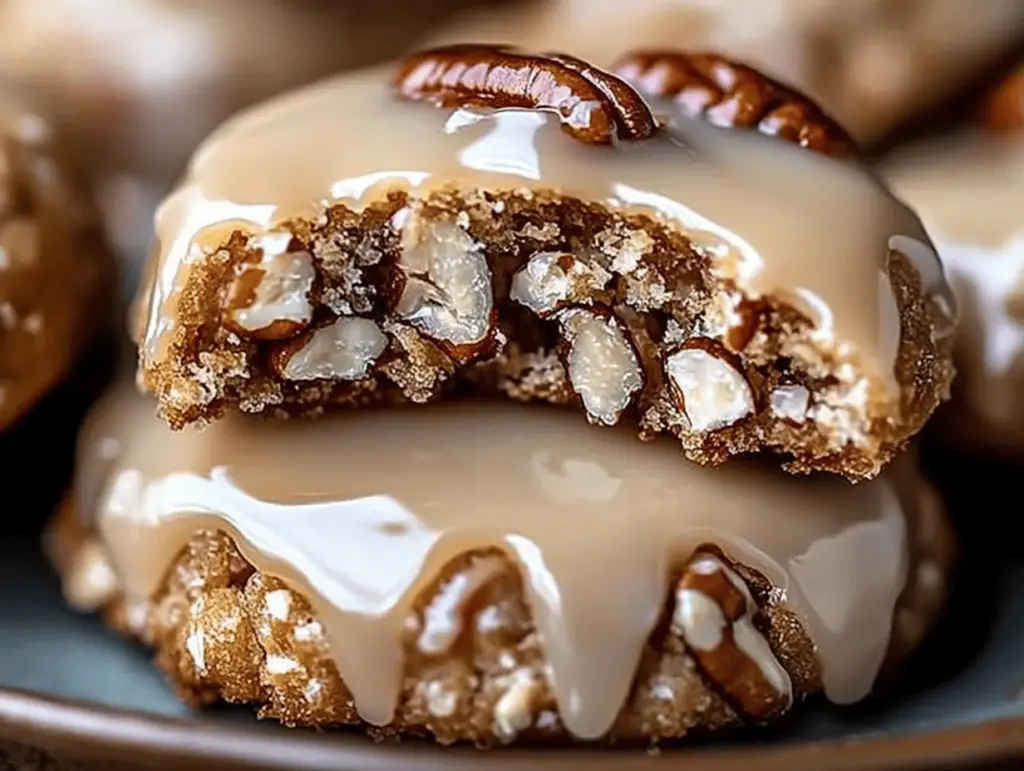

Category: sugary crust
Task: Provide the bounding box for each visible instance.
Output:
[0,96,112,431]
[139,188,953,480]
[49,482,953,746]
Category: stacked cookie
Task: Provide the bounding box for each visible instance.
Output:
[52,46,957,746]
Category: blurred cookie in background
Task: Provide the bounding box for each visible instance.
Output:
[0,0,506,266]
[0,91,113,432]
[431,0,1024,146]
[883,67,1024,457]
[0,0,498,182]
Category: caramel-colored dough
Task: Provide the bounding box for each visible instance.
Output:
[50,390,953,746]
[0,93,112,430]
[430,0,1024,145]
[134,49,954,480]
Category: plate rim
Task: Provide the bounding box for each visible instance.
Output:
[1,688,1023,771]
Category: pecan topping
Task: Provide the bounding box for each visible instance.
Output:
[673,548,792,720]
[394,44,657,145]
[613,51,855,157]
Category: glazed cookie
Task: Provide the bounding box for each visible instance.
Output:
[884,109,1024,454]
[50,386,953,746]
[135,46,954,480]
[430,0,1024,145]
[0,93,111,431]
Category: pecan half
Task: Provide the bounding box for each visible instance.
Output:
[613,51,855,157]
[672,547,793,720]
[394,44,657,145]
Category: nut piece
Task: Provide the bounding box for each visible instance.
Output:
[511,252,574,316]
[224,245,316,340]
[493,668,541,744]
[396,218,497,363]
[560,308,643,426]
[395,44,657,145]
[510,251,606,316]
[673,549,792,720]
[278,316,387,381]
[613,50,855,158]
[418,556,505,656]
[770,384,810,423]
[665,340,754,432]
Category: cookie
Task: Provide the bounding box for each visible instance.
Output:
[0,0,493,183]
[430,0,1024,145]
[133,45,953,480]
[884,128,1024,456]
[49,385,953,746]
[0,93,112,431]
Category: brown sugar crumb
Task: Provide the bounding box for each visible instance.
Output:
[48,483,952,747]
[139,187,951,481]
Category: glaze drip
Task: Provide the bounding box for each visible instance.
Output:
[76,388,911,738]
[140,64,952,390]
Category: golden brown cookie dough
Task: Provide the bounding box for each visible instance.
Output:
[49,387,953,747]
[0,93,112,431]
[134,46,954,480]
[884,132,1024,456]
[430,0,1024,145]
[0,0,499,183]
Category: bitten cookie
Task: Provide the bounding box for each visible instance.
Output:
[135,46,954,480]
[0,93,111,430]
[50,387,954,747]
[429,0,1024,145]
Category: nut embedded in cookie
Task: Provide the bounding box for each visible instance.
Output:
[51,385,953,745]
[134,44,956,480]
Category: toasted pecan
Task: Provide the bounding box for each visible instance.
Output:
[675,548,792,720]
[394,44,657,144]
[614,50,855,157]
